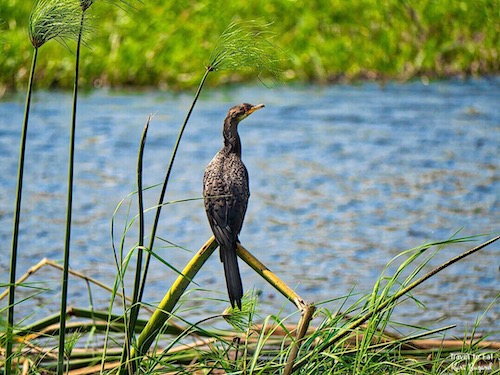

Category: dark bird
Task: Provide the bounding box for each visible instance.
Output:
[203,103,265,309]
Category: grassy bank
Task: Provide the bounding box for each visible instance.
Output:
[1,0,498,94]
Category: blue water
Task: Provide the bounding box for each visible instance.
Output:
[0,79,498,338]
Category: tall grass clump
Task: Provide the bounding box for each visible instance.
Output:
[289,235,500,374]
[6,1,81,373]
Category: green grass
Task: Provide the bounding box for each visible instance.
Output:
[1,0,498,94]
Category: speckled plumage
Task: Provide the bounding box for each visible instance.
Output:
[203,103,264,309]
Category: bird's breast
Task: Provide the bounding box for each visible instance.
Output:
[203,152,249,198]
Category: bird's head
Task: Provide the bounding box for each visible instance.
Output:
[227,103,265,123]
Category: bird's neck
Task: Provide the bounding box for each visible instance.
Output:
[222,119,242,156]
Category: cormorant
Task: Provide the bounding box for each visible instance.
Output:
[203,103,265,309]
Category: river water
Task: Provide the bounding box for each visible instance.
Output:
[0,78,498,338]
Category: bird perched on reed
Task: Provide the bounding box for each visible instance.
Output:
[203,103,265,309]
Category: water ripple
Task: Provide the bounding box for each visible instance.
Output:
[0,79,498,337]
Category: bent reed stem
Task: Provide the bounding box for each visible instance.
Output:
[237,243,315,374]
[237,244,308,309]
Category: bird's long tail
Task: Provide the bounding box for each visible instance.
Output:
[221,244,243,309]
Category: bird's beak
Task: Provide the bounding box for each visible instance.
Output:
[246,103,265,115]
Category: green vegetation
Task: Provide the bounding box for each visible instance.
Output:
[1,0,498,94]
[1,236,499,374]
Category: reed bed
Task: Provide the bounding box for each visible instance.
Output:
[2,235,499,374]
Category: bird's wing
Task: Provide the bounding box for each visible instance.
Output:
[227,162,249,236]
[203,157,249,251]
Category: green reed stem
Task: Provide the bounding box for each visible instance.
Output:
[119,116,150,374]
[57,12,85,375]
[6,46,38,375]
[130,67,212,332]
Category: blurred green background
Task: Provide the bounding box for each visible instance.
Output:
[0,0,498,94]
